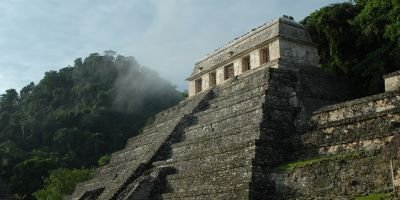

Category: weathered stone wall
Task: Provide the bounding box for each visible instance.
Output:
[304,91,400,154]
[279,38,319,68]
[269,154,396,199]
[266,87,400,199]
[384,71,400,92]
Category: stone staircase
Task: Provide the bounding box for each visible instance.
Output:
[157,68,269,199]
[71,89,214,200]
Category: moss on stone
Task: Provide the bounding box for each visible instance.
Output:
[355,193,389,200]
[274,151,361,171]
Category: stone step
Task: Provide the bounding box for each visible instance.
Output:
[124,118,180,148]
[176,124,259,148]
[183,121,261,144]
[171,128,260,158]
[106,132,188,176]
[314,107,400,130]
[304,110,400,149]
[71,177,108,199]
[185,107,263,137]
[141,117,178,134]
[112,139,165,164]
[168,139,258,162]
[312,91,400,125]
[183,105,293,142]
[206,84,265,108]
[110,143,153,163]
[155,151,254,179]
[150,95,204,124]
[154,141,277,172]
[162,188,251,200]
[98,168,134,199]
[314,135,395,156]
[96,159,140,177]
[206,92,264,114]
[154,144,255,167]
[164,165,253,196]
[124,127,177,151]
[194,95,263,122]
[213,69,268,97]
[137,89,213,134]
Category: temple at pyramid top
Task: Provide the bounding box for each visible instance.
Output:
[187,15,319,96]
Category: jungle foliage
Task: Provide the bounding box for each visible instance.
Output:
[0,52,182,199]
[302,0,400,95]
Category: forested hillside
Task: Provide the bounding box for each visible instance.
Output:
[302,0,399,95]
[0,51,183,199]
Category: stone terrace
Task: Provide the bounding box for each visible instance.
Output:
[268,88,400,199]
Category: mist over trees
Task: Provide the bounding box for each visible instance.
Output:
[0,51,183,199]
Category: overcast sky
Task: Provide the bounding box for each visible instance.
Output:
[0,0,346,93]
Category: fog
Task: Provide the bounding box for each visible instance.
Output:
[112,56,181,113]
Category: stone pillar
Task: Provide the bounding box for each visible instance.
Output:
[216,67,225,84]
[269,39,280,62]
[250,49,261,68]
[233,59,241,75]
[202,73,209,91]
[188,80,196,97]
[384,71,400,92]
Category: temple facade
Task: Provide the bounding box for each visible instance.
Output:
[187,16,319,96]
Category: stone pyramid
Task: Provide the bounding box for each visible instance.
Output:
[70,16,400,199]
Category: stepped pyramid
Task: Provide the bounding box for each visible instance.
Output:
[71,16,400,199]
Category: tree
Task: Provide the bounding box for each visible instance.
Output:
[33,168,93,200]
[11,153,59,199]
[302,0,400,95]
[0,89,19,107]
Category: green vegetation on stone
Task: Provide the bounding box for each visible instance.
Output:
[355,192,390,200]
[98,154,111,167]
[275,151,361,171]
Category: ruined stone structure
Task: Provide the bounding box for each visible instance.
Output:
[71,16,400,199]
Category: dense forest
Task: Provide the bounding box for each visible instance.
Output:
[0,52,183,199]
[302,0,399,95]
[0,0,399,199]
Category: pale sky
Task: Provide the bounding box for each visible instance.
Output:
[0,0,346,93]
